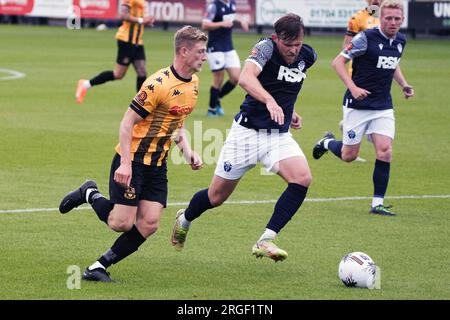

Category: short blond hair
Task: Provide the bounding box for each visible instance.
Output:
[174,25,208,54]
[380,0,403,12]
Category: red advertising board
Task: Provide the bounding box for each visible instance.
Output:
[148,0,255,25]
[236,0,255,25]
[147,0,204,23]
[0,0,257,25]
[0,0,34,15]
[73,0,117,19]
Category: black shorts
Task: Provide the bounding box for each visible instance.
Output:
[109,153,168,207]
[116,40,146,66]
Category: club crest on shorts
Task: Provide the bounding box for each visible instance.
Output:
[347,130,356,140]
[223,161,232,172]
[124,186,136,200]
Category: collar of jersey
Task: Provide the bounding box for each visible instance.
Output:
[170,65,192,83]
[376,26,397,42]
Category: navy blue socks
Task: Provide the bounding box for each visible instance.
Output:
[328,140,343,159]
[373,159,390,198]
[267,183,308,233]
[184,189,214,221]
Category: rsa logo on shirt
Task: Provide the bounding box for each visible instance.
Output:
[277,65,306,83]
[169,105,193,116]
[377,56,400,69]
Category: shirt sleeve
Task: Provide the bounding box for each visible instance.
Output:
[308,46,318,69]
[340,31,368,60]
[203,3,217,22]
[129,80,163,118]
[346,14,361,36]
[245,39,274,71]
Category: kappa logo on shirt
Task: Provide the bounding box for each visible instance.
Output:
[172,89,182,97]
[147,83,155,92]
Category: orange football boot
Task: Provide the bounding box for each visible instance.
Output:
[75,79,88,104]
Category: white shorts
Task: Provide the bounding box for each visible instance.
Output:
[207,50,241,71]
[342,106,395,145]
[214,121,305,180]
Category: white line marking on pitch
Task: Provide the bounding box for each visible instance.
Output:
[0,68,26,80]
[1,194,449,214]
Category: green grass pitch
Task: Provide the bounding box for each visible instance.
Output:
[0,25,449,300]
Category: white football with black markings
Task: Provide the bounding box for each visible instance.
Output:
[338,252,377,288]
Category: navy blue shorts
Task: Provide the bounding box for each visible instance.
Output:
[109,153,167,207]
[116,40,146,66]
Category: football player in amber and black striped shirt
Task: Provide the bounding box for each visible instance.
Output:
[59,26,208,282]
[75,0,155,104]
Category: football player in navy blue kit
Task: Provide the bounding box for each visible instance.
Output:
[313,0,414,216]
[202,0,249,117]
[171,13,316,262]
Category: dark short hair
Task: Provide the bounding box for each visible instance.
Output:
[274,13,304,41]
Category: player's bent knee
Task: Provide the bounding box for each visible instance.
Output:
[341,153,358,162]
[113,71,126,80]
[108,217,134,232]
[376,149,392,162]
[209,197,225,207]
[137,220,159,237]
[229,76,239,84]
[208,193,227,207]
[302,175,312,187]
[136,69,147,78]
[293,174,312,187]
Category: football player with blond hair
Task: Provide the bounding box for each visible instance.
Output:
[60,26,208,282]
[313,0,414,216]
